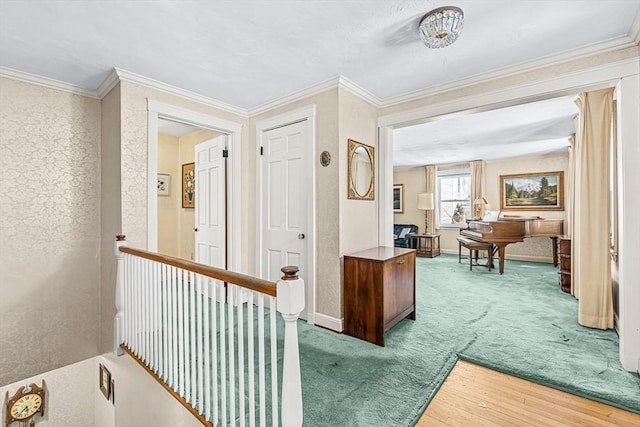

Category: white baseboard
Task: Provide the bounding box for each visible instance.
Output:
[314,312,343,332]
[440,249,553,264]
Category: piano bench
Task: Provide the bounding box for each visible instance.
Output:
[456,236,493,271]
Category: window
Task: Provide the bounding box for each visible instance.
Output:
[437,169,471,227]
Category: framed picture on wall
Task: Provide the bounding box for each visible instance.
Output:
[182,163,195,208]
[99,364,112,400]
[393,184,404,213]
[157,174,171,196]
[500,171,564,210]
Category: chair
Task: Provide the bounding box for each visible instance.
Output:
[393,224,418,248]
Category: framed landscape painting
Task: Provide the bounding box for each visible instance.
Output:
[500,171,564,210]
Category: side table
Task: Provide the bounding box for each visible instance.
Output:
[409,234,441,258]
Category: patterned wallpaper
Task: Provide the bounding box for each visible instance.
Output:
[0,77,101,385]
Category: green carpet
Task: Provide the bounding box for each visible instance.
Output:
[297,254,640,426]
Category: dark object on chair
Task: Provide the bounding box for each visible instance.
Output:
[393,224,418,248]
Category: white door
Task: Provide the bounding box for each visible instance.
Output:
[261,121,308,315]
[195,135,227,269]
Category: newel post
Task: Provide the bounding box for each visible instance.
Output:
[277,266,305,427]
[114,234,126,356]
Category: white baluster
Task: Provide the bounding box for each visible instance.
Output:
[248,291,255,427]
[177,268,185,395]
[162,263,168,381]
[220,283,227,427]
[114,235,126,355]
[270,296,278,427]
[258,294,265,427]
[184,270,191,401]
[277,266,305,427]
[167,266,173,388]
[152,261,158,372]
[228,285,236,425]
[196,274,203,414]
[238,285,246,427]
[212,280,219,424]
[189,271,196,406]
[203,277,211,421]
[143,259,150,364]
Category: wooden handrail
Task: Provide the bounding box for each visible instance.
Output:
[119,246,277,297]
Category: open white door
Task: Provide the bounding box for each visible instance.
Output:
[195,135,227,269]
[261,121,308,318]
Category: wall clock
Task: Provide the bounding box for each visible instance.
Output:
[4,380,46,427]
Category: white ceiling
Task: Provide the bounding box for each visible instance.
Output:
[1,1,639,110]
[393,95,579,167]
[1,1,636,165]
[157,119,202,138]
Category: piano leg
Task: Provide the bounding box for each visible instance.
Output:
[497,244,507,274]
[551,236,559,267]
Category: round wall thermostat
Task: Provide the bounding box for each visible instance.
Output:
[320,151,331,167]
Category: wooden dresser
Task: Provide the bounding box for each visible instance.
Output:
[343,246,416,346]
[557,235,571,293]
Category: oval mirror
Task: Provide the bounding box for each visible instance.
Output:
[352,146,372,196]
[347,139,375,200]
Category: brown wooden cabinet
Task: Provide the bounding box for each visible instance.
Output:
[343,246,416,346]
[558,235,571,293]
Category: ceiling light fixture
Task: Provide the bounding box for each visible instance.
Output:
[419,6,464,49]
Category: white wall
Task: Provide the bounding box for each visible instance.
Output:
[0,358,97,427]
[157,133,180,257]
[0,353,204,427]
[393,167,427,232]
[98,353,202,427]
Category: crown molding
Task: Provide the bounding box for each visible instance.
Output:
[629,7,640,45]
[0,66,100,99]
[95,68,120,99]
[378,55,639,128]
[2,25,639,119]
[337,75,382,107]
[248,75,381,116]
[248,76,341,116]
[379,35,639,109]
[113,68,248,117]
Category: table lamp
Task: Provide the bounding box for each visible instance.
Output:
[417,193,434,234]
[473,197,489,220]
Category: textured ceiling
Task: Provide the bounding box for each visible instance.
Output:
[393,95,579,167]
[1,1,638,109]
[1,1,635,165]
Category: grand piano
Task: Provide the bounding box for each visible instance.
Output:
[460,217,564,274]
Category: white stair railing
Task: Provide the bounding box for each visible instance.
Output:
[113,235,304,426]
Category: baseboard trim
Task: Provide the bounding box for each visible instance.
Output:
[314,312,343,332]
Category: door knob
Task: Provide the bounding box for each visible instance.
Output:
[298,233,305,239]
[194,228,198,232]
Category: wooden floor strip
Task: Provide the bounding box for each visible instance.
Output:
[417,360,640,427]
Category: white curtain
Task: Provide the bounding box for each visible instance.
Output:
[470,160,485,219]
[567,134,575,276]
[572,88,614,330]
[425,165,436,234]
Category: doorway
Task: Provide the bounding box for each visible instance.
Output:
[256,106,316,324]
[147,100,243,272]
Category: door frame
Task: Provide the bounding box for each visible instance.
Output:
[147,99,243,273]
[255,105,316,325]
